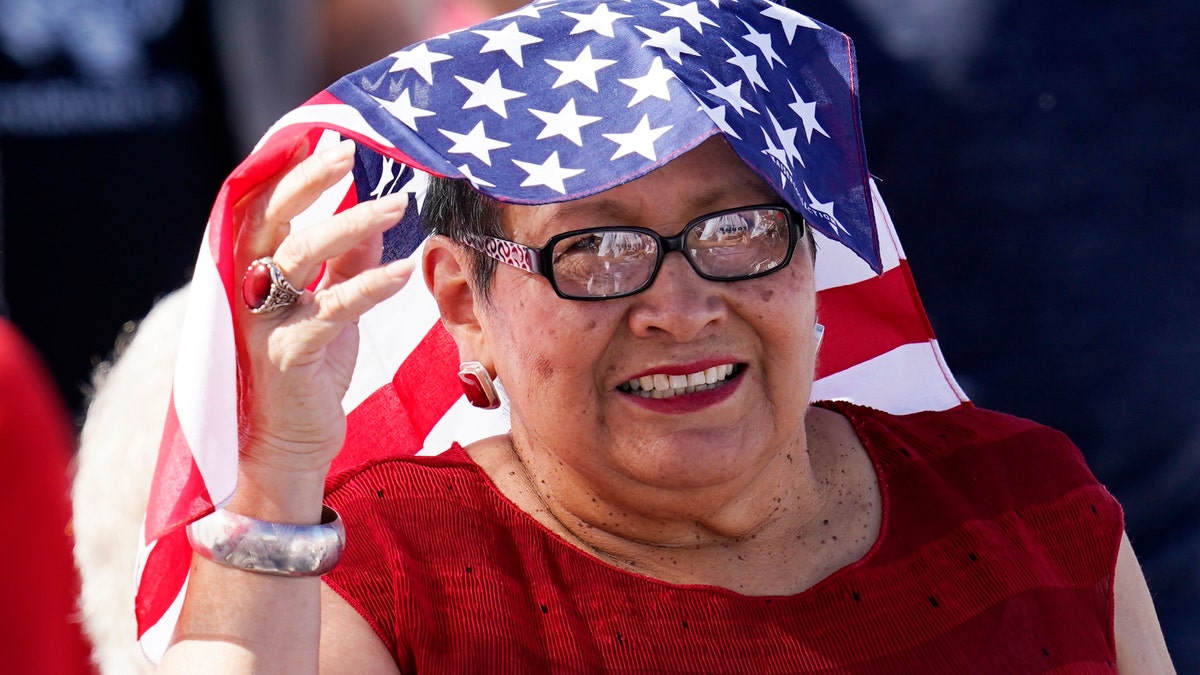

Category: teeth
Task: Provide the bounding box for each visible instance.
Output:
[619,364,738,399]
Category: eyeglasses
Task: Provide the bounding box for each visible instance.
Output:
[459,204,806,300]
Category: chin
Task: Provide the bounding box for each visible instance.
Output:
[625,434,772,490]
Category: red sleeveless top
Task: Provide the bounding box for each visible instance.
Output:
[324,401,1123,673]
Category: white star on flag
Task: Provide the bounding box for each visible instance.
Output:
[368,156,397,199]
[502,5,543,19]
[513,151,585,194]
[546,45,618,92]
[372,90,435,130]
[723,39,767,91]
[388,43,453,84]
[655,1,718,33]
[692,92,741,139]
[473,22,542,67]
[766,109,803,167]
[455,69,526,118]
[788,81,830,142]
[804,182,847,235]
[603,114,673,160]
[563,3,632,38]
[458,163,496,189]
[529,98,602,146]
[439,120,511,165]
[760,4,821,43]
[704,71,757,116]
[739,19,783,69]
[637,25,700,64]
[761,128,791,188]
[620,56,677,106]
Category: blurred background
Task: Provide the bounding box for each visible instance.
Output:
[0,0,1195,670]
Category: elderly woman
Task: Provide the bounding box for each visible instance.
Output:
[151,1,1174,672]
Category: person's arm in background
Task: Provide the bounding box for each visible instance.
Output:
[1115,533,1175,673]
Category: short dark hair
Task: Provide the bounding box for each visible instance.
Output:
[422,176,503,300]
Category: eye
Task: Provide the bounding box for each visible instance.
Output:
[553,232,605,262]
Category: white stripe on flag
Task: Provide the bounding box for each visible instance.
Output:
[174,233,238,507]
[811,340,967,414]
[421,391,514,456]
[255,103,394,154]
[343,243,445,412]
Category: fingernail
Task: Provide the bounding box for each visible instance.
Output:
[374,192,409,216]
[317,139,356,165]
[385,258,414,278]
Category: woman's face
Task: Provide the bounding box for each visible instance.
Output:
[478,137,818,510]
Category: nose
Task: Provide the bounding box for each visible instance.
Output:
[626,251,727,341]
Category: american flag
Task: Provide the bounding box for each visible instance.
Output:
[135,0,967,659]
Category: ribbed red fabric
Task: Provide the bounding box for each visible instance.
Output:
[324,402,1122,673]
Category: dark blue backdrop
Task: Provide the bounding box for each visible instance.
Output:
[799,0,1199,666]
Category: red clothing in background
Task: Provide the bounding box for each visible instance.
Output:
[0,319,93,674]
[324,401,1122,673]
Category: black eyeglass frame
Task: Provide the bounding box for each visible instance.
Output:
[459,204,808,301]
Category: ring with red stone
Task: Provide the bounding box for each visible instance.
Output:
[242,256,303,314]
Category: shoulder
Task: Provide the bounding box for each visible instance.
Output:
[819,400,1085,469]
[829,399,1062,440]
[819,400,1122,533]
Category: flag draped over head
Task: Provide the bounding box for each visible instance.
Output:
[135,0,967,660]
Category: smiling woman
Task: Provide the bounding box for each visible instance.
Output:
[143,1,1174,673]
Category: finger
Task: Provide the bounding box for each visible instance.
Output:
[232,136,312,258]
[263,139,357,231]
[274,191,408,289]
[321,228,384,289]
[300,259,416,344]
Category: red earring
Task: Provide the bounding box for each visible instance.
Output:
[458,361,500,410]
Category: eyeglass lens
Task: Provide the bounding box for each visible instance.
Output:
[549,207,793,299]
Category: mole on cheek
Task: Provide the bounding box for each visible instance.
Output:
[759,289,775,303]
[586,320,597,331]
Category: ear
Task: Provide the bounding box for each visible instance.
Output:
[423,235,494,370]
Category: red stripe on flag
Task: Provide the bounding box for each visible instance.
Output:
[815,260,936,378]
[135,530,192,635]
[397,322,462,440]
[143,397,214,541]
[334,323,462,473]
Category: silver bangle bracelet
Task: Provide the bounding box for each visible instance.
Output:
[185,506,345,577]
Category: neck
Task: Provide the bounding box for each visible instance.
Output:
[471,407,876,595]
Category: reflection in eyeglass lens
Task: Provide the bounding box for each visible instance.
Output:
[550,208,791,298]
[554,232,657,297]
[691,209,788,276]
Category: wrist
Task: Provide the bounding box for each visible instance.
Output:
[231,456,331,524]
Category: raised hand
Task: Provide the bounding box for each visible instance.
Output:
[232,139,414,480]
